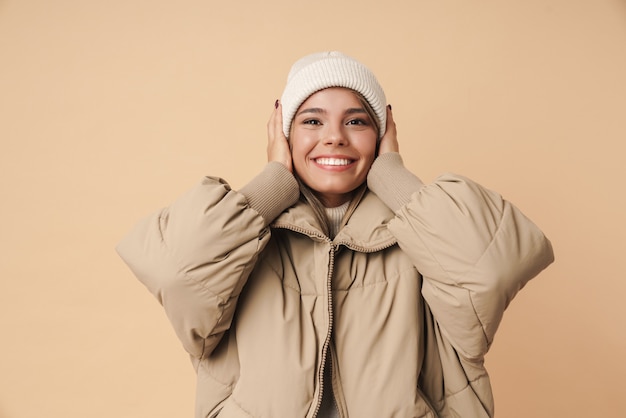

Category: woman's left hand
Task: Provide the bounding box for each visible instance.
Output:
[378,105,399,155]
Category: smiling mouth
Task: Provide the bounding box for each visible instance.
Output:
[314,157,354,166]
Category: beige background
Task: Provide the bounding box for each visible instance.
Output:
[1,0,625,417]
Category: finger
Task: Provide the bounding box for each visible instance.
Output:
[274,101,284,139]
[267,100,278,133]
[386,104,396,130]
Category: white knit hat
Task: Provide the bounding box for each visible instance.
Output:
[280,51,387,138]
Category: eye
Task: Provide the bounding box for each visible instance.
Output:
[347,118,369,126]
[303,119,321,125]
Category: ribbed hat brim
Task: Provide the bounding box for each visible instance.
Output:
[280,52,387,138]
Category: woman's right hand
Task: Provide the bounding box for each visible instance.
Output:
[267,100,293,173]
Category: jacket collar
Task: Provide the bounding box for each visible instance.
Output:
[271,189,397,252]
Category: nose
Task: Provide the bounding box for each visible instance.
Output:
[323,124,347,146]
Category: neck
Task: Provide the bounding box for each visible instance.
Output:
[324,200,350,238]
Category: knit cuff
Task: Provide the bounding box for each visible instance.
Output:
[239,162,300,225]
[367,152,424,212]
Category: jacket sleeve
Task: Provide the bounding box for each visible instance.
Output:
[116,162,300,359]
[368,153,554,361]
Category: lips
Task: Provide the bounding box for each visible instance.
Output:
[313,157,354,166]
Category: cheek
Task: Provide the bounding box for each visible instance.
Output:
[289,141,305,164]
[289,132,315,161]
[288,139,309,177]
[357,138,378,162]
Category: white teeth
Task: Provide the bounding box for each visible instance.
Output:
[315,157,352,166]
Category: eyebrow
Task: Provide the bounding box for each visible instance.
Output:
[295,107,367,117]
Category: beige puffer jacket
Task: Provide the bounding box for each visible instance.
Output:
[117,154,554,418]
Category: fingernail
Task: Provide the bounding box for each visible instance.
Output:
[275,99,279,109]
[387,104,392,110]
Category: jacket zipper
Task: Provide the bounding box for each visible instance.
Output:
[311,243,336,418]
[271,224,397,417]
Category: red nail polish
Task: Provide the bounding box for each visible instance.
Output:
[387,104,392,110]
[275,99,279,109]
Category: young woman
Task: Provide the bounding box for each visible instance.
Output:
[117,51,554,418]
